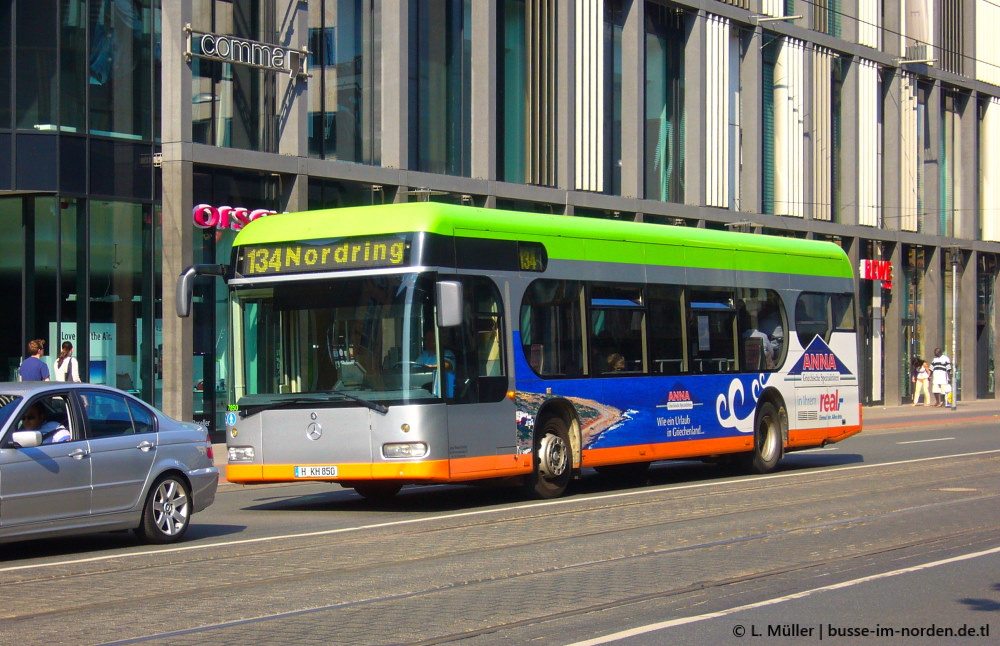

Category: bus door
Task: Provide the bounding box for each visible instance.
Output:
[445,277,515,477]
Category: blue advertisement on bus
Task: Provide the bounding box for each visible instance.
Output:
[512,334,854,454]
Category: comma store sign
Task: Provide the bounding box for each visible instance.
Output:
[184,26,308,78]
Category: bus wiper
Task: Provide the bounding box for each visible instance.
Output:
[328,390,389,415]
[239,397,324,419]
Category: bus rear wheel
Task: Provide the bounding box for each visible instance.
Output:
[525,416,572,499]
[748,401,784,474]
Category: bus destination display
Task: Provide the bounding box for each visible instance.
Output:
[239,235,410,276]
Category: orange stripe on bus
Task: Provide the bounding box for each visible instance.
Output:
[787,424,862,448]
[226,426,860,485]
[581,436,753,467]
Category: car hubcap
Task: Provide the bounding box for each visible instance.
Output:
[153,480,189,536]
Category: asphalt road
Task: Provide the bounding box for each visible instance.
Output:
[1,402,998,645]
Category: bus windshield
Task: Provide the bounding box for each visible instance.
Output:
[230,272,445,407]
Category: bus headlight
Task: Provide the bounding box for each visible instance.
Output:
[228,446,255,462]
[383,442,428,459]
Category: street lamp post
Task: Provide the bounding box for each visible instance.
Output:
[951,248,959,411]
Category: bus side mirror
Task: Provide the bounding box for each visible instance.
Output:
[436,281,463,327]
[176,264,228,318]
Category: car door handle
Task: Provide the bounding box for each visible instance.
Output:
[67,448,89,460]
[137,440,156,452]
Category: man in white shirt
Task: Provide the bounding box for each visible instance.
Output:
[21,403,71,444]
[930,347,952,408]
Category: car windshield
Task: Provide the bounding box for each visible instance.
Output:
[0,394,24,432]
[231,272,446,407]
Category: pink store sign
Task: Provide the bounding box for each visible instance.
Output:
[192,204,277,231]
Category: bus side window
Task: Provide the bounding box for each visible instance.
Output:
[688,289,738,374]
[521,280,585,378]
[647,284,685,374]
[795,293,832,347]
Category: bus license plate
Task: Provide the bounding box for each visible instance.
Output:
[294,466,338,478]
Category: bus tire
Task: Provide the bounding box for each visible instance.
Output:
[748,401,784,474]
[353,482,403,501]
[525,416,572,499]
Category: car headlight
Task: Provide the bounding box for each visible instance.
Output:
[228,446,255,462]
[383,442,428,459]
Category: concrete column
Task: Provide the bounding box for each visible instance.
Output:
[381,0,409,170]
[841,0,858,44]
[884,242,903,403]
[277,0,309,214]
[839,57,858,226]
[924,82,942,236]
[684,11,707,208]
[994,265,1000,401]
[959,250,976,399]
[276,0,308,159]
[883,0,903,60]
[160,1,194,421]
[740,29,763,215]
[924,246,944,357]
[471,2,497,182]
[620,0,644,201]
[556,0,576,195]
[958,93,978,240]
[882,72,903,233]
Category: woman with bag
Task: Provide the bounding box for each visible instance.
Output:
[911,357,931,406]
[53,341,81,382]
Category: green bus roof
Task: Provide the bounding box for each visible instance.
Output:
[232,202,853,279]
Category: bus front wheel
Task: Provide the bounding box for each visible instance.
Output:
[748,401,784,474]
[526,417,572,499]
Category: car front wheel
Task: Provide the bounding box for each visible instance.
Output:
[136,474,192,544]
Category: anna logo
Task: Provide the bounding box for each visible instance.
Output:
[657,384,703,410]
[786,337,854,382]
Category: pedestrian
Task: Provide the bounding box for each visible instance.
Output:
[18,339,50,382]
[910,357,931,406]
[930,347,952,408]
[53,341,81,382]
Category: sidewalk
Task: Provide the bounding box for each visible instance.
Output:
[861,397,1000,429]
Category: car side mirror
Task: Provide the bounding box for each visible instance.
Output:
[10,430,42,448]
[436,281,463,327]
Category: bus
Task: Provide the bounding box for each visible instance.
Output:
[177,202,861,499]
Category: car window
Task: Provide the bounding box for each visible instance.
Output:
[0,394,24,430]
[82,391,135,439]
[127,400,156,434]
[15,394,74,444]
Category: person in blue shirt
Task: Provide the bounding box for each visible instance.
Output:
[416,329,455,397]
[18,339,50,382]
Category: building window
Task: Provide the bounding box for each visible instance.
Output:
[308,0,382,164]
[410,0,471,177]
[191,0,272,152]
[498,0,527,184]
[603,0,625,196]
[498,0,556,186]
[87,0,157,141]
[644,3,684,203]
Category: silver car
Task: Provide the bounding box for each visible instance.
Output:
[0,382,218,545]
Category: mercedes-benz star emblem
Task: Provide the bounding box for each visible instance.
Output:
[306,422,323,441]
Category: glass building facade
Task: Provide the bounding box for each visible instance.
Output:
[2,0,1000,437]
